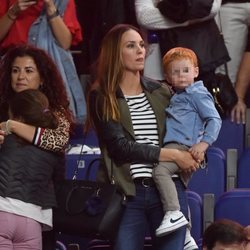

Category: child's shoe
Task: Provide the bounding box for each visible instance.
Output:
[156,210,188,237]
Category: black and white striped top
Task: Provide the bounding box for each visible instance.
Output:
[125,92,159,179]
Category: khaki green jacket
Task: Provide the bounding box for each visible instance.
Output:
[89,77,171,196]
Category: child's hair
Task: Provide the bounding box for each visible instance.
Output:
[163,47,198,72]
[202,219,248,250]
[9,89,58,129]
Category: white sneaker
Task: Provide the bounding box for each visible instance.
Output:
[156,210,188,237]
[184,228,198,250]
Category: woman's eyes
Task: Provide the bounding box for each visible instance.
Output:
[127,43,145,48]
[11,68,34,73]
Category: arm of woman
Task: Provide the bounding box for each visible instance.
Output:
[231,52,250,124]
[159,148,199,172]
[0,7,15,41]
[1,111,70,152]
[90,91,199,172]
[44,0,72,50]
[0,0,36,42]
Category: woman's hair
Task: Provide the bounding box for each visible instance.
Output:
[202,219,248,249]
[9,89,58,129]
[162,47,198,72]
[87,24,144,124]
[0,44,74,124]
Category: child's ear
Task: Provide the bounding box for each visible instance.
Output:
[194,67,199,78]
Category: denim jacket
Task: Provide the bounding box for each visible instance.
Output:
[164,80,222,146]
[28,0,86,122]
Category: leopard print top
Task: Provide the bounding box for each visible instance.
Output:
[33,111,70,153]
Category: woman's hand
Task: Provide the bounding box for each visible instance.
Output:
[0,121,12,135]
[0,130,5,144]
[43,0,57,15]
[231,99,247,124]
[244,225,250,240]
[174,150,201,173]
[9,0,37,19]
[159,148,200,173]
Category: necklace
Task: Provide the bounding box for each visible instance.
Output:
[121,84,143,96]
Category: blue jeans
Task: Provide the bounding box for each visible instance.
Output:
[113,178,188,250]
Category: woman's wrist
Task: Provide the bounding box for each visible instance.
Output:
[159,148,179,162]
[237,96,245,102]
[46,3,60,21]
[47,9,60,21]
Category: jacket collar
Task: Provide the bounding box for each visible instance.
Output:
[118,76,165,142]
[116,76,161,98]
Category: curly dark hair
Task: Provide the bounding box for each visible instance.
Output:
[0,44,74,125]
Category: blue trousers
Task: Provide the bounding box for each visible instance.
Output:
[113,178,188,250]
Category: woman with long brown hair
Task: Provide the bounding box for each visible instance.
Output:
[87,24,200,250]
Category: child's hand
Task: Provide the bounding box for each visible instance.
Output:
[189,142,209,162]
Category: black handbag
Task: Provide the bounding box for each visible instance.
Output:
[53,145,126,240]
[157,0,213,23]
[212,67,238,118]
[210,13,238,118]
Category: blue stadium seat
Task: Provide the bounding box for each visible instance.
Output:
[215,189,250,226]
[55,241,67,250]
[213,118,244,158]
[188,147,226,202]
[237,148,250,188]
[186,191,203,245]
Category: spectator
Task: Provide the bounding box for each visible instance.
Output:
[87,23,200,250]
[0,44,73,250]
[135,0,226,247]
[231,30,250,124]
[135,0,230,102]
[203,219,250,250]
[154,47,221,241]
[0,0,86,122]
[0,89,61,249]
[216,1,250,85]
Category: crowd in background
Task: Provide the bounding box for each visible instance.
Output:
[76,0,250,125]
